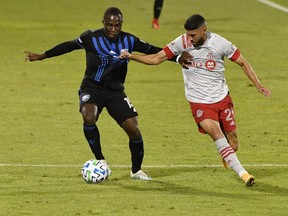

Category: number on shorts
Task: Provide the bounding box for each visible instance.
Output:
[224,108,234,122]
[124,97,136,112]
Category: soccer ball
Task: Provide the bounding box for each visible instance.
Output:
[81,159,107,183]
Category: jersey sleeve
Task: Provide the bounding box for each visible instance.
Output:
[45,40,82,58]
[163,34,187,59]
[44,31,88,58]
[218,35,240,61]
[76,30,92,49]
[129,33,177,62]
[132,35,162,54]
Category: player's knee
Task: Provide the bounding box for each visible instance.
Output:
[82,112,97,125]
[128,128,142,140]
[81,104,98,125]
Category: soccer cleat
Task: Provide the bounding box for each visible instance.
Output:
[241,173,255,186]
[99,160,112,179]
[152,19,160,29]
[130,170,152,181]
[222,158,230,169]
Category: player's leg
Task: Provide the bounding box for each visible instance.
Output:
[79,90,105,160]
[220,125,238,168]
[219,95,239,167]
[81,103,105,160]
[152,0,163,29]
[107,93,152,180]
[190,98,254,186]
[80,101,112,178]
[219,95,239,152]
[199,119,254,186]
[225,130,238,151]
[121,117,151,179]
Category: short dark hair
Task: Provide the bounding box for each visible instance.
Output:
[103,7,123,20]
[184,14,206,30]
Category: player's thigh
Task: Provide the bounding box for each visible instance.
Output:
[190,101,219,134]
[79,89,104,123]
[199,119,225,141]
[106,91,138,126]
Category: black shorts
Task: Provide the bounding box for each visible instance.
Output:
[78,88,138,125]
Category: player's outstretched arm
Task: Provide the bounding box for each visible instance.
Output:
[234,54,270,97]
[120,50,168,65]
[24,51,46,62]
[120,50,193,69]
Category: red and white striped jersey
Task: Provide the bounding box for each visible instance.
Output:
[163,32,240,104]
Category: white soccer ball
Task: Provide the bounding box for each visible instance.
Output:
[81,159,107,183]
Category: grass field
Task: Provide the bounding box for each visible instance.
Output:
[0,0,288,215]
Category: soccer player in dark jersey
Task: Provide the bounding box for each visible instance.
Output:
[152,0,164,29]
[24,7,184,181]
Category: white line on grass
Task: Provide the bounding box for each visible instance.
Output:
[0,164,288,168]
[257,0,288,13]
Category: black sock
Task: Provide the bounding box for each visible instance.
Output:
[154,0,163,19]
[129,138,144,173]
[83,124,104,160]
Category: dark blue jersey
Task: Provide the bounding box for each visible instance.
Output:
[45,29,164,90]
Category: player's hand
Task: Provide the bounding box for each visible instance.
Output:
[178,51,193,69]
[24,51,46,62]
[257,86,271,97]
[119,51,131,59]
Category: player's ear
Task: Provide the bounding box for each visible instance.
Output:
[203,27,207,33]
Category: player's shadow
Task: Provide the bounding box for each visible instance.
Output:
[113,167,288,199]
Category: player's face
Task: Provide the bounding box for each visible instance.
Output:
[102,14,123,40]
[186,25,207,47]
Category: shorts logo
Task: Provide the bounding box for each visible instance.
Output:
[196,109,204,118]
[82,94,90,102]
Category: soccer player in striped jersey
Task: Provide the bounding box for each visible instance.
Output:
[24,7,183,181]
[120,14,271,186]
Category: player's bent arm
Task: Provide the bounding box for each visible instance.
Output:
[234,54,270,97]
[130,50,168,65]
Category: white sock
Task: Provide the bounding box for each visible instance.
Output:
[215,137,248,178]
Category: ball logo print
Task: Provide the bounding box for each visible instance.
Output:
[81,159,108,183]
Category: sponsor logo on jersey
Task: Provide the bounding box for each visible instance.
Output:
[190,61,202,68]
[205,60,216,71]
[82,94,90,102]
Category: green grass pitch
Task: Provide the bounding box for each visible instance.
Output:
[0,0,287,215]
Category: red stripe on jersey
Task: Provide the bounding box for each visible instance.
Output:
[182,35,187,49]
[230,49,240,61]
[163,46,175,59]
